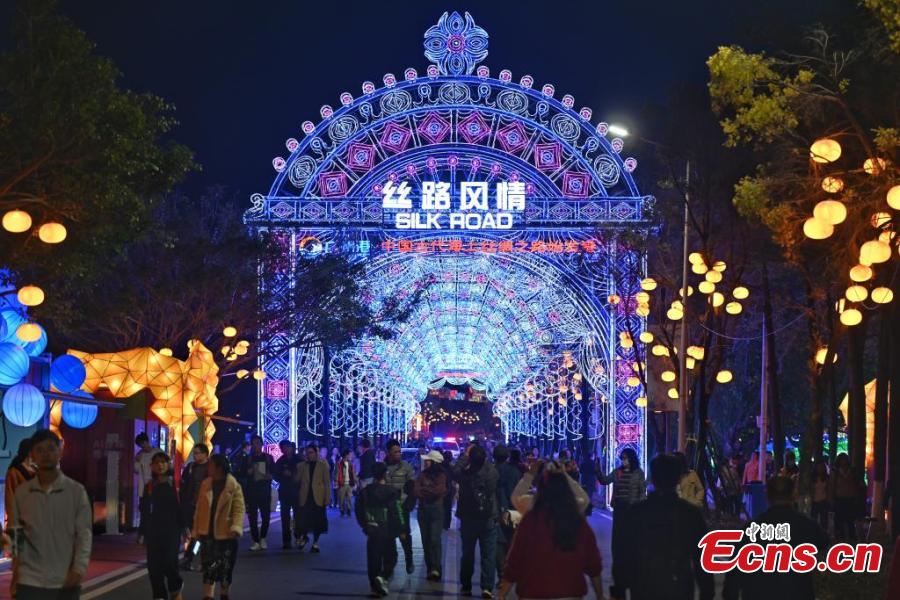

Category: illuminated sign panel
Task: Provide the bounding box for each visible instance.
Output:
[383,180,525,230]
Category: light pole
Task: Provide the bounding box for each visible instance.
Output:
[678,161,690,452]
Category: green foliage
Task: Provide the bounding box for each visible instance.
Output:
[0,0,195,330]
[873,126,900,153]
[732,173,771,220]
[707,46,809,146]
[864,0,900,53]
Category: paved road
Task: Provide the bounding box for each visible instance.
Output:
[87,508,614,599]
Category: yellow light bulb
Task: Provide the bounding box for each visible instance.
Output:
[887,185,900,210]
[667,388,679,399]
[688,252,704,265]
[712,292,725,307]
[698,281,715,294]
[705,270,723,284]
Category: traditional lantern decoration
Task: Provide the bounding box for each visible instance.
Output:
[678,286,694,297]
[803,217,833,240]
[732,286,750,300]
[711,292,725,307]
[61,398,98,429]
[871,287,894,304]
[821,176,844,193]
[640,277,657,291]
[159,347,173,356]
[639,331,653,343]
[661,370,676,382]
[845,285,868,302]
[810,138,841,163]
[223,326,238,338]
[236,369,250,379]
[711,261,727,273]
[38,222,67,244]
[725,301,743,315]
[705,270,723,284]
[698,281,715,294]
[850,264,873,282]
[0,343,30,386]
[667,307,683,321]
[860,240,891,264]
[16,285,45,307]
[691,262,708,275]
[50,355,87,393]
[863,157,887,175]
[652,344,669,357]
[716,370,734,383]
[253,369,267,380]
[2,210,32,233]
[667,388,679,399]
[626,376,640,388]
[888,185,900,210]
[871,212,892,228]
[687,346,705,360]
[2,382,46,427]
[16,323,42,343]
[840,308,863,326]
[688,252,704,265]
[813,200,847,225]
[686,357,697,369]
[635,397,648,408]
[815,348,837,365]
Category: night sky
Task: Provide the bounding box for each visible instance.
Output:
[51,0,832,198]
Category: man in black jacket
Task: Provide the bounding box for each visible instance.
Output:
[454,443,499,599]
[274,440,302,549]
[618,453,714,600]
[723,476,828,600]
[143,452,184,600]
[356,463,406,598]
[358,439,376,488]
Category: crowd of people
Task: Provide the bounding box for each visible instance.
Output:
[1,428,896,600]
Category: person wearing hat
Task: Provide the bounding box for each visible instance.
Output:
[414,450,448,581]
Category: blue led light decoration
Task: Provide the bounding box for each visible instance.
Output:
[245,12,650,468]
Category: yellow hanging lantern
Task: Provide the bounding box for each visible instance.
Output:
[698,281,716,294]
[803,217,833,240]
[686,357,697,369]
[252,369,267,380]
[864,157,887,175]
[871,212,892,228]
[688,252,704,265]
[639,331,654,343]
[840,308,862,326]
[716,370,734,383]
[712,260,727,273]
[17,285,45,307]
[821,176,844,193]
[732,286,749,299]
[711,292,725,307]
[813,200,847,225]
[815,347,837,365]
[671,300,684,311]
[666,307,683,321]
[635,397,648,408]
[860,240,891,264]
[223,326,238,337]
[652,344,669,357]
[2,210,32,233]
[691,262,709,275]
[16,323,42,342]
[626,376,640,388]
[640,277,657,291]
[635,304,650,317]
[871,287,894,304]
[725,301,743,315]
[845,285,868,302]
[159,347,173,356]
[635,291,650,304]
[705,270,723,284]
[667,388,679,399]
[678,286,694,297]
[849,264,873,282]
[661,370,676,382]
[887,185,900,210]
[810,138,841,163]
[687,346,705,360]
[38,222,67,244]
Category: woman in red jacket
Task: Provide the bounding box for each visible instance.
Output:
[499,468,603,600]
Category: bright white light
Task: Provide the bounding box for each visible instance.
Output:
[608,124,629,137]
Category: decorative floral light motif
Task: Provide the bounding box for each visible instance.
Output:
[423,11,489,76]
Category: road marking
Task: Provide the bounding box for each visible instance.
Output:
[83,567,147,600]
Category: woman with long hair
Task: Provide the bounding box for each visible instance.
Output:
[597,447,646,599]
[192,453,245,600]
[499,469,602,599]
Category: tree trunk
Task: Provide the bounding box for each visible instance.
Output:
[846,321,868,474]
[762,266,784,471]
[871,309,889,517]
[888,276,900,539]
[799,283,831,497]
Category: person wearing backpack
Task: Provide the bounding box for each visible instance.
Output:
[454,443,499,599]
[356,462,407,598]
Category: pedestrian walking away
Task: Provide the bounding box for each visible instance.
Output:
[142,452,185,600]
[192,454,245,600]
[415,449,448,581]
[356,462,407,598]
[296,443,331,552]
[10,429,92,600]
[274,439,302,549]
[134,432,156,545]
[384,438,416,575]
[179,442,211,569]
[454,442,500,599]
[358,439,376,489]
[245,434,274,550]
[492,444,521,580]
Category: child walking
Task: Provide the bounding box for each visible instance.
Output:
[142,452,184,600]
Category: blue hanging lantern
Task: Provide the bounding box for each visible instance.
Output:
[50,355,86,393]
[18,323,47,357]
[0,342,30,386]
[0,310,26,344]
[0,316,7,341]
[2,382,46,427]
[61,397,98,429]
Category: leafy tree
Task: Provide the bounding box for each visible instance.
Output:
[0,0,195,328]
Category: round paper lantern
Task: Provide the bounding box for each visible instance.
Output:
[651,344,669,357]
[16,323,47,357]
[678,286,694,297]
[733,286,750,299]
[50,355,86,393]
[16,323,41,343]
[635,304,650,317]
[712,261,727,273]
[2,382,46,427]
[639,331,653,343]
[850,264,873,282]
[840,308,863,326]
[635,291,650,304]
[0,343,29,385]
[635,397,648,408]
[661,370,676,382]
[726,301,743,315]
[667,388,679,399]
[888,185,900,210]
[860,240,891,265]
[2,210,32,233]
[252,370,266,380]
[705,270,723,283]
[0,310,26,343]
[16,285,45,307]
[813,200,847,225]
[698,281,716,294]
[810,139,841,163]
[688,252,704,265]
[691,262,708,275]
[711,292,725,307]
[37,222,67,244]
[61,399,98,429]
[871,212,892,228]
[871,287,894,304]
[640,277,657,291]
[223,326,237,337]
[845,285,868,303]
[864,157,886,175]
[666,308,683,321]
[716,370,734,383]
[803,217,833,240]
[821,177,844,193]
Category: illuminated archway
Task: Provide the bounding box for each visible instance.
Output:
[245,12,650,467]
